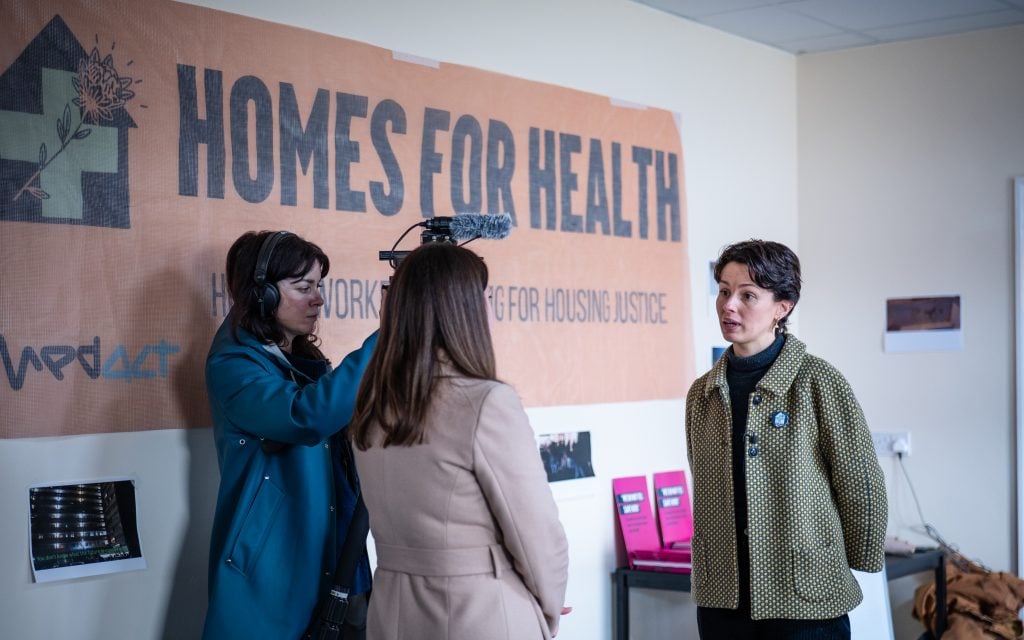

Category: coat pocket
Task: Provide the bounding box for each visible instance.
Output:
[227,477,284,578]
[791,542,843,603]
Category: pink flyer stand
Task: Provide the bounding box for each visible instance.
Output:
[653,470,693,549]
[613,475,692,573]
[612,476,660,558]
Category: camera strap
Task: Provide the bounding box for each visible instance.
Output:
[329,490,370,603]
[303,452,370,639]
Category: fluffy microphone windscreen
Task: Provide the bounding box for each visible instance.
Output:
[449,212,513,240]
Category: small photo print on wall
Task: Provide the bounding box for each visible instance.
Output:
[537,431,595,483]
[707,260,721,319]
[29,478,146,583]
[884,295,963,353]
[712,345,728,366]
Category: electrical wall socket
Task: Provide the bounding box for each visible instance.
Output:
[871,431,912,457]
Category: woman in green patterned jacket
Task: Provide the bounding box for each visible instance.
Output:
[685,239,887,639]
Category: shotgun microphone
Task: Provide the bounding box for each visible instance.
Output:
[380,213,513,267]
[424,213,513,241]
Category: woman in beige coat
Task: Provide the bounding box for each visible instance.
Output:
[350,242,570,640]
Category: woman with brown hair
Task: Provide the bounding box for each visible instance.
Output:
[686,239,887,639]
[350,242,570,640]
[203,230,377,640]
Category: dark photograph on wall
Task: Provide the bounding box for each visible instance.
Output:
[537,431,595,483]
[886,295,961,332]
[29,479,146,582]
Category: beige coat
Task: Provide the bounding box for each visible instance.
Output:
[353,375,569,640]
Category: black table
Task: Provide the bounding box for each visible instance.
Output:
[612,549,947,640]
[885,549,946,638]
[612,568,691,640]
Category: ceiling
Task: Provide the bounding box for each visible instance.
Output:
[632,0,1024,54]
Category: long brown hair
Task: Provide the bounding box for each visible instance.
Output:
[225,230,329,360]
[351,242,496,449]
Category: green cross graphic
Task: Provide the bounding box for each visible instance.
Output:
[0,68,118,219]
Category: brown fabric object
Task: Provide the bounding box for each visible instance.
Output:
[912,552,1024,639]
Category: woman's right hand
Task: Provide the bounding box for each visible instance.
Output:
[552,607,572,638]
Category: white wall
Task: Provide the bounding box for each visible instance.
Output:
[0,1,797,639]
[0,429,219,639]
[16,4,1021,640]
[797,24,1024,640]
[16,5,1023,640]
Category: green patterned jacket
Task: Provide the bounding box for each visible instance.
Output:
[685,335,887,620]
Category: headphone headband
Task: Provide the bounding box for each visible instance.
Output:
[253,231,293,317]
[254,231,292,286]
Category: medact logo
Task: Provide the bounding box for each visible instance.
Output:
[0,335,181,391]
[0,15,139,227]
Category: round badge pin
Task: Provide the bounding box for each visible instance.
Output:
[772,411,789,428]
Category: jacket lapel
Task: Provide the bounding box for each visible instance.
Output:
[755,334,806,398]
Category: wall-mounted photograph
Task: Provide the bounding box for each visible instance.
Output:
[884,295,963,352]
[712,345,728,366]
[537,431,595,483]
[29,479,145,583]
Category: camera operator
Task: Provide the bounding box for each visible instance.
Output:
[202,230,376,640]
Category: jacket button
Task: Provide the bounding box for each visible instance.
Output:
[749,446,759,457]
[329,505,335,512]
[752,395,761,405]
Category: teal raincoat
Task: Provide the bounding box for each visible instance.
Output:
[202,319,377,639]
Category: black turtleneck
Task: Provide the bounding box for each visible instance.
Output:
[724,332,785,614]
[726,333,785,434]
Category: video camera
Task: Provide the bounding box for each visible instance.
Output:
[379,213,513,268]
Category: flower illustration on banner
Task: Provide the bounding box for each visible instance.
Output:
[74,46,136,123]
[14,44,137,202]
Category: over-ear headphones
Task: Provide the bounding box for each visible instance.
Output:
[253,231,293,317]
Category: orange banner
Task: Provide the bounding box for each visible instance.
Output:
[0,0,694,438]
